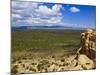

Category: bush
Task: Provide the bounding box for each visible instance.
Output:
[25,66,29,70]
[18,60,22,63]
[61,58,65,62]
[11,65,18,74]
[22,64,25,67]
[37,63,43,71]
[31,62,36,65]
[52,55,55,58]
[40,60,49,65]
[29,67,36,72]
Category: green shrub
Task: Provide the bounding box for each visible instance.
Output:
[11,65,18,74]
[31,62,36,65]
[61,58,65,62]
[22,64,25,67]
[37,63,43,71]
[18,60,22,63]
[52,55,55,58]
[25,66,29,70]
[29,67,36,72]
[40,60,49,65]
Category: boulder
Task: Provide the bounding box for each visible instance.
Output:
[78,54,95,70]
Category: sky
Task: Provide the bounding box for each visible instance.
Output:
[11,1,96,29]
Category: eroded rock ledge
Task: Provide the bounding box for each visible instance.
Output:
[77,29,96,59]
[76,29,96,70]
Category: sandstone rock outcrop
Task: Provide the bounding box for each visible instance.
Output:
[76,29,96,69]
[79,29,96,59]
[77,54,95,69]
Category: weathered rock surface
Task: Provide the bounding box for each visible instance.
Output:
[79,29,96,59]
[76,29,96,70]
[78,54,95,70]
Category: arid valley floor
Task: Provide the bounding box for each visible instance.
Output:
[11,29,96,74]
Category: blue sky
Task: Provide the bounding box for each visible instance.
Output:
[11,1,96,29]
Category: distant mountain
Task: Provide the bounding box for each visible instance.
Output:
[27,25,66,29]
[12,25,66,29]
[12,25,94,31]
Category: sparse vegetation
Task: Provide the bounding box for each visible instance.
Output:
[61,58,65,62]
[11,65,18,74]
[22,64,25,67]
[12,30,80,51]
[40,60,49,65]
[37,63,43,71]
[25,66,29,70]
[31,62,36,65]
[18,60,22,63]
[29,67,36,72]
[11,29,96,74]
[52,55,55,58]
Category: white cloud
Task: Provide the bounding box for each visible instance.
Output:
[12,1,30,9]
[12,14,22,18]
[32,4,63,25]
[48,16,62,24]
[36,5,52,15]
[12,1,38,14]
[52,5,62,12]
[69,7,80,13]
[36,4,62,16]
[18,16,62,25]
[12,1,63,26]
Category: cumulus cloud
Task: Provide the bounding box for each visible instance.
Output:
[12,14,22,18]
[36,6,52,15]
[11,1,63,26]
[69,7,80,13]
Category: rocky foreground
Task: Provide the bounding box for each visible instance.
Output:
[11,29,96,74]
